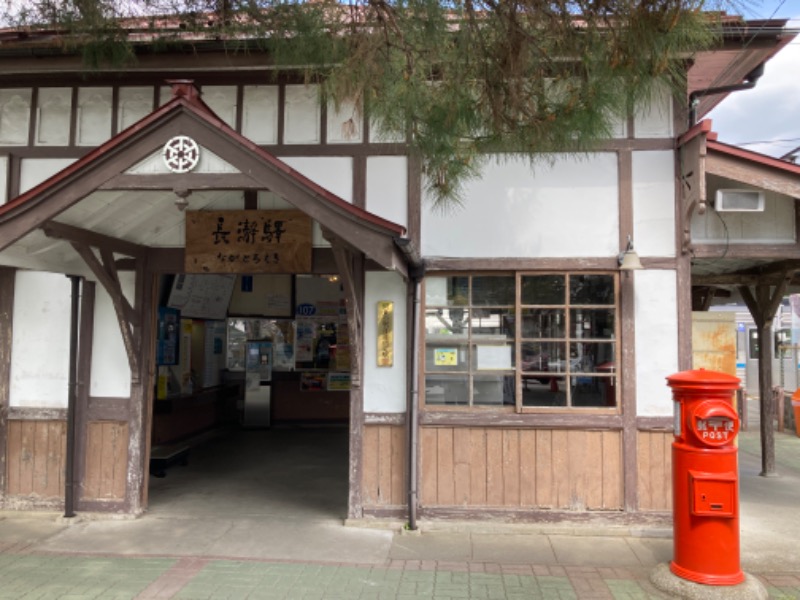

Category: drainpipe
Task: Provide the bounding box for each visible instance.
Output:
[688,63,764,126]
[64,275,82,519]
[395,238,425,531]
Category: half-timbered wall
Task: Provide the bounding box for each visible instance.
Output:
[4,270,132,508]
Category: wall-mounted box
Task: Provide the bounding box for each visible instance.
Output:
[714,189,765,212]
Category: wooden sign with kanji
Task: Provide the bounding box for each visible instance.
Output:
[185,210,312,273]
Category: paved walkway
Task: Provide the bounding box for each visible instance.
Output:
[0,426,799,599]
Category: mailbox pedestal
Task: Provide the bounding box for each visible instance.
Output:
[667,369,743,586]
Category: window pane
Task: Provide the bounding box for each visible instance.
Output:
[521,275,565,305]
[474,374,515,406]
[521,341,567,373]
[570,275,614,305]
[570,342,615,372]
[425,307,470,336]
[473,276,515,306]
[521,308,565,338]
[472,308,514,338]
[472,343,515,370]
[570,308,615,339]
[425,276,469,306]
[522,375,567,407]
[425,374,469,405]
[571,376,616,407]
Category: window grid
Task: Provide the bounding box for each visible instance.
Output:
[423,272,619,411]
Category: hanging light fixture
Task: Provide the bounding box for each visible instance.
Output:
[618,235,644,271]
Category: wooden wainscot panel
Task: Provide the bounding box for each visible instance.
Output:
[185,210,312,274]
[6,420,66,498]
[83,421,129,501]
[362,424,406,507]
[420,427,623,511]
[637,430,672,511]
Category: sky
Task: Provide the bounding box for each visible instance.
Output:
[706,0,800,158]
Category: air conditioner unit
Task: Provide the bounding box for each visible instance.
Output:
[714,189,765,212]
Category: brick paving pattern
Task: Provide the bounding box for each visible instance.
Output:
[0,553,798,599]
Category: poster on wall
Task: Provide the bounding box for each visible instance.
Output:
[434,348,458,366]
[295,319,317,362]
[327,372,351,391]
[300,372,326,392]
[167,274,236,320]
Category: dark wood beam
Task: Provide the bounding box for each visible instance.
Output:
[69,242,140,381]
[42,221,148,259]
[691,244,800,261]
[100,173,257,191]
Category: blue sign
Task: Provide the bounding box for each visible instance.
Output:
[296,303,317,316]
[737,323,745,332]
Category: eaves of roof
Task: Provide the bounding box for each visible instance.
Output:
[707,138,800,178]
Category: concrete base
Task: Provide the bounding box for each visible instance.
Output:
[650,563,768,600]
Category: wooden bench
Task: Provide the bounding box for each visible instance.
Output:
[149,444,190,478]
[149,426,232,477]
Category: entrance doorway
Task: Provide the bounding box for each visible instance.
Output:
[147,428,349,520]
[146,273,352,520]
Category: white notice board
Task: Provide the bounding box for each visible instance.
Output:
[167,274,236,320]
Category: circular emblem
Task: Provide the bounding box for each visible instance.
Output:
[162,136,200,173]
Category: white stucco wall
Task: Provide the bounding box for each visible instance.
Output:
[363,271,408,414]
[89,272,133,397]
[421,154,619,258]
[280,156,354,248]
[632,151,676,257]
[633,84,673,139]
[9,271,134,406]
[10,271,72,408]
[0,155,7,206]
[634,269,679,416]
[19,158,76,193]
[366,156,408,229]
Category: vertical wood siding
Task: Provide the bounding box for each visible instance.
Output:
[636,430,672,511]
[83,421,128,501]
[6,420,66,497]
[420,427,623,510]
[362,424,406,507]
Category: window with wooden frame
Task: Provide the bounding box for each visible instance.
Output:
[422,273,618,410]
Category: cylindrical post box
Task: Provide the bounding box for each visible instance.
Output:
[666,368,743,585]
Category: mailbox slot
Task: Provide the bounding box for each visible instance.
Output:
[689,471,736,518]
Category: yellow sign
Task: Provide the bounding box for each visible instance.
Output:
[184,210,312,274]
[434,348,458,366]
[377,301,394,367]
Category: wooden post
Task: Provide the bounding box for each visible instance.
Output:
[739,277,789,477]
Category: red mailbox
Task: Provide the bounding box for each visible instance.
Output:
[666,369,743,585]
